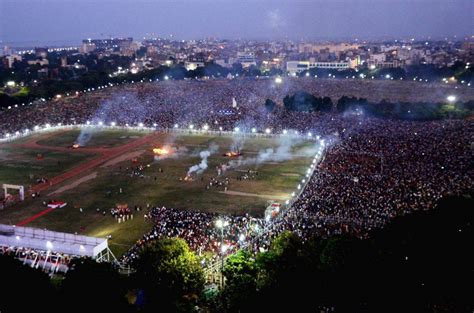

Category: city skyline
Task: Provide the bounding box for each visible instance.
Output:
[1,0,473,46]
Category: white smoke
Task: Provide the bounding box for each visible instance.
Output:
[226,133,323,169]
[187,144,219,175]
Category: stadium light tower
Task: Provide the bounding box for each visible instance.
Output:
[275,77,283,84]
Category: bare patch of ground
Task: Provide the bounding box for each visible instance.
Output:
[48,172,97,196]
[101,150,145,167]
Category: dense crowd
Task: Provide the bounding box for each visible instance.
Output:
[248,118,472,251]
[1,77,472,265]
[122,206,264,264]
[1,78,473,138]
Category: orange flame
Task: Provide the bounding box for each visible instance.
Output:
[153,148,169,155]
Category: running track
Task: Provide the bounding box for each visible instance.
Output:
[12,133,156,226]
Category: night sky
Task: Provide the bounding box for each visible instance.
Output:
[1,0,472,46]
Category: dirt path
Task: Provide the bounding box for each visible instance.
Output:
[218,190,288,200]
[48,172,98,196]
[281,173,301,177]
[101,150,145,167]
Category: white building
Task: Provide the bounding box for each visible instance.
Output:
[236,52,257,68]
[185,60,205,71]
[286,60,351,75]
[5,54,22,68]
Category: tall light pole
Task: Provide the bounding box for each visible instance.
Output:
[215,219,229,271]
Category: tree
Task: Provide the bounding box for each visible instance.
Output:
[0,255,55,312]
[220,250,258,312]
[60,258,128,311]
[134,238,204,312]
[264,98,276,113]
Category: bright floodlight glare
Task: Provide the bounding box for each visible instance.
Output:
[46,241,53,250]
[215,219,224,228]
[305,72,310,77]
[174,124,179,128]
[164,75,169,80]
[203,124,209,130]
[265,128,271,134]
[98,121,103,126]
[138,122,144,127]
[234,127,240,132]
[111,122,116,126]
[275,77,283,84]
[251,127,256,133]
[6,81,16,87]
[189,124,194,129]
[447,95,456,102]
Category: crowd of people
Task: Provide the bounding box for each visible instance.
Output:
[1,77,473,138]
[122,206,264,264]
[1,77,472,266]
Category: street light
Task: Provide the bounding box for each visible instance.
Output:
[215,219,229,271]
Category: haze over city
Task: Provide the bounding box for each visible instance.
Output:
[1,0,473,46]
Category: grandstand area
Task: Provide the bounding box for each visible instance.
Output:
[0,127,319,256]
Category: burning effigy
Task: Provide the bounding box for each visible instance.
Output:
[223,151,242,157]
[153,148,169,156]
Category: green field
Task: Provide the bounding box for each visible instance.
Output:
[0,129,318,256]
[36,129,146,148]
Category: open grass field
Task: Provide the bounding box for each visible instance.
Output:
[0,129,317,256]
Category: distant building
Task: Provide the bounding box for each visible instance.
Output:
[3,46,12,56]
[27,59,49,66]
[5,54,22,68]
[37,67,48,78]
[286,60,352,75]
[298,43,360,54]
[34,47,48,58]
[81,42,96,54]
[367,59,404,68]
[236,52,257,68]
[146,45,159,57]
[60,56,68,67]
[82,38,133,51]
[369,53,386,63]
[185,60,205,71]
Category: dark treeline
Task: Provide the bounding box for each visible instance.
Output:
[0,196,472,312]
[279,92,474,120]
